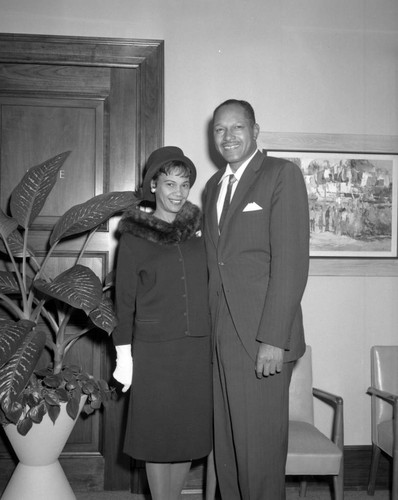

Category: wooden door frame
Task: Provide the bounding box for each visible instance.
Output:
[0,33,164,491]
[0,33,164,175]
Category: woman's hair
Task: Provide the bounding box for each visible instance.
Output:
[151,160,192,183]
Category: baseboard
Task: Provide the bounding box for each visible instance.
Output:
[0,445,392,494]
[287,445,391,492]
[131,446,392,494]
[342,445,391,490]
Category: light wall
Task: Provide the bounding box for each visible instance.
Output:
[1,0,397,445]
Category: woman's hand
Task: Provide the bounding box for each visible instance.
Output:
[113,344,133,392]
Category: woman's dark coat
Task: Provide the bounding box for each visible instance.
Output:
[113,201,211,344]
[112,200,212,462]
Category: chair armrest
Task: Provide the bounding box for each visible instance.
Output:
[313,387,343,408]
[367,386,398,456]
[367,386,398,404]
[313,387,344,451]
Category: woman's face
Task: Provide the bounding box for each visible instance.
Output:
[151,172,190,222]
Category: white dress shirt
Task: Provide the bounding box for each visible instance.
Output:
[217,150,259,223]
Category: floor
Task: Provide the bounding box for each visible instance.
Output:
[74,487,391,500]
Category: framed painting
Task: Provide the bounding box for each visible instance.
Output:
[258,132,398,275]
[267,151,397,258]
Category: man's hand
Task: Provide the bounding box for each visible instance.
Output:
[255,343,284,379]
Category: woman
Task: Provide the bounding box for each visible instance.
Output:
[112,146,213,500]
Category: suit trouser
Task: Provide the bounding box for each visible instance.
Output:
[213,295,293,500]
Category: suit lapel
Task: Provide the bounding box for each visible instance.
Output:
[220,151,265,232]
[205,169,224,247]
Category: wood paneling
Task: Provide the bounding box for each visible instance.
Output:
[1,97,104,228]
[0,33,164,491]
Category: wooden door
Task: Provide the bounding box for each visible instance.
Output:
[0,33,163,491]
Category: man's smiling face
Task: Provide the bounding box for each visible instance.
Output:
[213,103,259,172]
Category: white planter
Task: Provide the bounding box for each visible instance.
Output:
[2,396,87,500]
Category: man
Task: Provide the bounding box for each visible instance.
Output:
[203,99,310,499]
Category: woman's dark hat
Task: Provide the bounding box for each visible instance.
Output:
[141,146,197,202]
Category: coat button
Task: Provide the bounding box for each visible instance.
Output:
[218,261,224,266]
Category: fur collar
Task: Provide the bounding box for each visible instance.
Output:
[118,201,202,245]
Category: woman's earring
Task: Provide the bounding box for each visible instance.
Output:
[151,187,156,193]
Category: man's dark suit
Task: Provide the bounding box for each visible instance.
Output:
[203,150,309,499]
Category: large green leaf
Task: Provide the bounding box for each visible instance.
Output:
[10,151,71,229]
[33,264,102,315]
[0,271,20,295]
[50,191,136,246]
[0,319,35,368]
[89,297,117,334]
[0,229,31,258]
[0,328,46,416]
[0,209,18,241]
[0,272,33,298]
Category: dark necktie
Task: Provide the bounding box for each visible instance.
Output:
[219,174,236,232]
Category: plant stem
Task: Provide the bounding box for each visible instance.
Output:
[53,343,66,374]
[53,306,73,374]
[64,326,93,355]
[22,226,29,292]
[0,294,24,319]
[35,242,57,282]
[31,299,59,334]
[3,238,28,315]
[76,229,97,265]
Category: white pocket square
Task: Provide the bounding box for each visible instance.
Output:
[243,202,263,212]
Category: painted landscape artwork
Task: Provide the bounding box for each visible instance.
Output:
[269,152,397,257]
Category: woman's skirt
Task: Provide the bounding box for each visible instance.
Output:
[123,334,212,462]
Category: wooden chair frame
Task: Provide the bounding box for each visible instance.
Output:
[367,386,398,500]
[287,387,344,499]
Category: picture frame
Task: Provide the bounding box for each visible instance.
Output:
[269,151,397,258]
[258,132,398,276]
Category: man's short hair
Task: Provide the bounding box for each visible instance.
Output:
[213,99,256,125]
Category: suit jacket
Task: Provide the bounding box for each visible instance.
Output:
[203,151,309,363]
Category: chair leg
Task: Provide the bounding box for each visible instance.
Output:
[392,451,398,500]
[299,480,307,497]
[333,473,344,500]
[367,443,381,496]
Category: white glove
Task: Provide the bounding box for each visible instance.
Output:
[113,344,133,392]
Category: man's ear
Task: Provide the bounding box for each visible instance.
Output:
[253,123,260,140]
[150,179,156,193]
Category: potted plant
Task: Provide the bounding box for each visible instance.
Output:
[0,151,136,498]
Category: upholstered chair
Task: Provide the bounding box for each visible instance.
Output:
[205,345,344,500]
[367,345,398,500]
[286,345,344,499]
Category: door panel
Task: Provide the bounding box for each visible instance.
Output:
[0,33,163,492]
[0,63,111,94]
[1,97,103,228]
